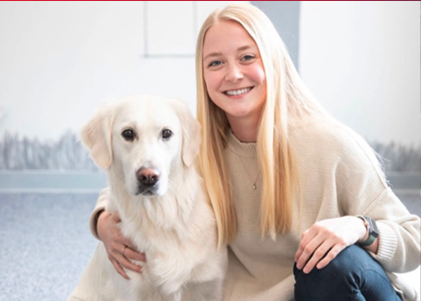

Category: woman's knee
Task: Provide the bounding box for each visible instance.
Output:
[320,244,370,276]
[294,245,366,281]
[293,245,377,301]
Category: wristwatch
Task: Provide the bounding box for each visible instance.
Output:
[357,216,379,246]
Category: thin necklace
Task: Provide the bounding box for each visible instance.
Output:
[238,156,261,190]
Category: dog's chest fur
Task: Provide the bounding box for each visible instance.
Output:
[107,167,217,299]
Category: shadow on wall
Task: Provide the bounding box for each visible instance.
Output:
[0,131,98,170]
[0,131,419,173]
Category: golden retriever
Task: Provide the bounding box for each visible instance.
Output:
[68,95,227,301]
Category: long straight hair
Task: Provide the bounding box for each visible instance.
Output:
[196,4,330,247]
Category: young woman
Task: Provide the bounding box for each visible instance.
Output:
[89,4,420,301]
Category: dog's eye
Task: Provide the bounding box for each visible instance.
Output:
[162,129,172,140]
[122,129,135,141]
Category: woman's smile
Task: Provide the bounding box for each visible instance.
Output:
[223,86,254,97]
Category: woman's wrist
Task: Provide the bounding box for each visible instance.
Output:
[96,209,107,241]
[356,217,369,243]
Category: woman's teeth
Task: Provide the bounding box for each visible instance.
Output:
[225,87,252,96]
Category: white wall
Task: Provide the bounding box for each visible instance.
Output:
[1,1,419,146]
[0,1,244,140]
[300,1,420,145]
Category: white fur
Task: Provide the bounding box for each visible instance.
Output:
[68,95,227,301]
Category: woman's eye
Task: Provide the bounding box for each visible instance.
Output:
[162,129,173,140]
[241,54,255,61]
[122,129,135,141]
[208,60,222,67]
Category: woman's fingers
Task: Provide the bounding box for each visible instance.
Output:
[109,244,143,278]
[295,218,354,273]
[316,244,345,270]
[109,237,145,274]
[301,239,335,274]
[111,259,130,280]
[295,232,324,271]
[124,246,147,263]
[120,248,143,273]
[119,235,147,265]
[99,210,146,277]
[294,227,318,267]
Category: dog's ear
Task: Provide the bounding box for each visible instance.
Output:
[171,99,201,167]
[81,105,114,169]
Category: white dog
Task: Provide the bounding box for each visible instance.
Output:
[68,95,227,301]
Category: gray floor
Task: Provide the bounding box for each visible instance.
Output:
[0,191,419,301]
[0,193,98,301]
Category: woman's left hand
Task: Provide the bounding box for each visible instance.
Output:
[294,216,367,274]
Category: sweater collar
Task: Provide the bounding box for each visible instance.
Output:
[227,131,257,158]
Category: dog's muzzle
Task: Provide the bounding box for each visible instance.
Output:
[136,167,160,195]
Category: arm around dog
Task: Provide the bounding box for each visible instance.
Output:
[90,188,146,279]
[89,188,109,240]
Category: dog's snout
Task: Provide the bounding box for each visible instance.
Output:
[137,168,160,187]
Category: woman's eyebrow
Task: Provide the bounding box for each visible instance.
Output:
[203,45,255,61]
[237,45,253,52]
[203,52,222,61]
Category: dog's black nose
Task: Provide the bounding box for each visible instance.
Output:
[137,168,160,187]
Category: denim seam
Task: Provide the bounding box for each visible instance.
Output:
[357,267,393,285]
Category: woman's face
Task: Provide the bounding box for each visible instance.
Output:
[202,20,266,125]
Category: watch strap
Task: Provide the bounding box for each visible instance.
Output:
[357,215,378,247]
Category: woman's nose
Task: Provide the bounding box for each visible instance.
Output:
[225,64,243,82]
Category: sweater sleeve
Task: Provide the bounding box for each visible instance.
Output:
[335,126,420,273]
[89,187,110,240]
[365,189,420,273]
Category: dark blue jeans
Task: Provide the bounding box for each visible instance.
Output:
[293,245,402,301]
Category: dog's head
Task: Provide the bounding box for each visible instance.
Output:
[81,95,201,197]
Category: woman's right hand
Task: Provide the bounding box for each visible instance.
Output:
[97,210,146,279]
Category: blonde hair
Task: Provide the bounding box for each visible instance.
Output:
[196,4,329,247]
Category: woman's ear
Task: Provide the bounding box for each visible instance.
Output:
[81,106,114,170]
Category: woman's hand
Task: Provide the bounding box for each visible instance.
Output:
[97,211,146,279]
[294,216,367,274]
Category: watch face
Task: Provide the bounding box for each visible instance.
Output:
[367,217,379,238]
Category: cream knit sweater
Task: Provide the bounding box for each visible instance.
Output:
[90,119,420,301]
